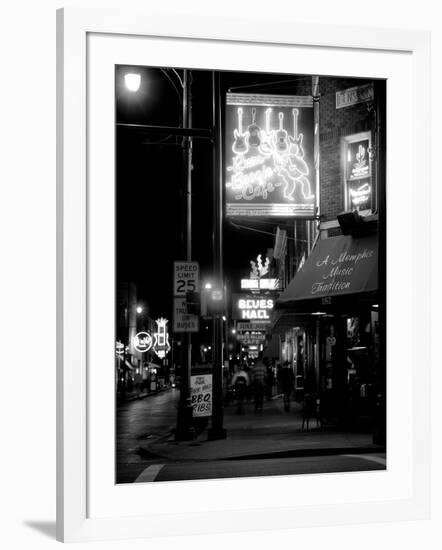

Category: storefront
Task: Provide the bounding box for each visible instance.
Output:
[272,231,381,426]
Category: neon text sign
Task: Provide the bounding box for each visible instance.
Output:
[241,278,279,290]
[237,297,274,320]
[225,94,315,218]
[350,182,372,207]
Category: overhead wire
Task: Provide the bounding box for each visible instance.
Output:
[229,219,314,244]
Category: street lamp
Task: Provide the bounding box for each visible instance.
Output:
[124,73,141,92]
[117,67,223,440]
[136,305,143,314]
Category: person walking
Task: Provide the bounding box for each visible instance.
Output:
[250,354,267,413]
[266,362,275,401]
[279,360,294,411]
[231,364,250,414]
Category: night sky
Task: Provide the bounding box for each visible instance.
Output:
[116,67,312,323]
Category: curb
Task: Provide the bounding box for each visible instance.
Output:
[138,443,386,463]
[223,444,386,461]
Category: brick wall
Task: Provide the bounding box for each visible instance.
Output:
[318,77,377,222]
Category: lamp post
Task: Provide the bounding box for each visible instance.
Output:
[208,71,227,440]
[118,67,224,439]
[175,69,196,440]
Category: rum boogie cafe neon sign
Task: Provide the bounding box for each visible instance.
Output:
[232,293,274,320]
[225,93,315,218]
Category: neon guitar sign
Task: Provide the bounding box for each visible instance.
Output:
[226,94,315,217]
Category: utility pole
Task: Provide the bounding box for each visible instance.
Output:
[312,75,321,246]
[208,71,226,440]
[175,69,195,440]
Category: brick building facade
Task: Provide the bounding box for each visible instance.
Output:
[269,75,385,440]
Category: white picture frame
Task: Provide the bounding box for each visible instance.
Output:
[56,6,431,543]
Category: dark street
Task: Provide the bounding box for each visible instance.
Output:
[116,389,385,483]
[115,67,386,484]
[116,389,179,481]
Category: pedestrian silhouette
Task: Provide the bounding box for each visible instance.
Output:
[250,353,267,413]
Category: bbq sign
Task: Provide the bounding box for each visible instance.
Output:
[225,93,315,218]
[190,374,212,418]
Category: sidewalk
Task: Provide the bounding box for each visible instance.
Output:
[141,394,384,462]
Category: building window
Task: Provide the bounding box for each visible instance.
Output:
[342,131,373,213]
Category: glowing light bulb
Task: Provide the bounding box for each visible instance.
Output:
[124,73,141,92]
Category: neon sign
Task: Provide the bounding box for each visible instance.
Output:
[349,143,369,179]
[153,318,171,359]
[249,254,269,279]
[116,341,125,355]
[225,93,315,218]
[133,332,153,353]
[241,278,279,290]
[350,182,372,206]
[345,134,372,211]
[240,254,280,290]
[232,293,274,320]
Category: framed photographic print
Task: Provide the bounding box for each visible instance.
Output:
[57,6,431,542]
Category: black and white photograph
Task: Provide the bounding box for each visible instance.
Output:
[115,67,386,484]
[2,0,437,546]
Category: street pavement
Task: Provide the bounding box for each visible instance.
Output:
[116,389,385,484]
[116,387,179,481]
[135,453,386,482]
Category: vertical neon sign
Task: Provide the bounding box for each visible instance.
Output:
[153,318,171,359]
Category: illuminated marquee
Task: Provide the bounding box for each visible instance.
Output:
[225,93,315,218]
[241,278,279,290]
[232,293,274,320]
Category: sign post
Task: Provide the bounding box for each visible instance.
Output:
[173,261,199,296]
[173,261,200,333]
[173,297,199,332]
[173,261,200,441]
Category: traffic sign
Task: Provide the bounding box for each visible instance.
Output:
[173,261,200,296]
[173,297,199,333]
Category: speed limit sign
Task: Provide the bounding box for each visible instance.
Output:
[173,261,200,296]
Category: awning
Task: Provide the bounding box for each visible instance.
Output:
[277,233,378,307]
